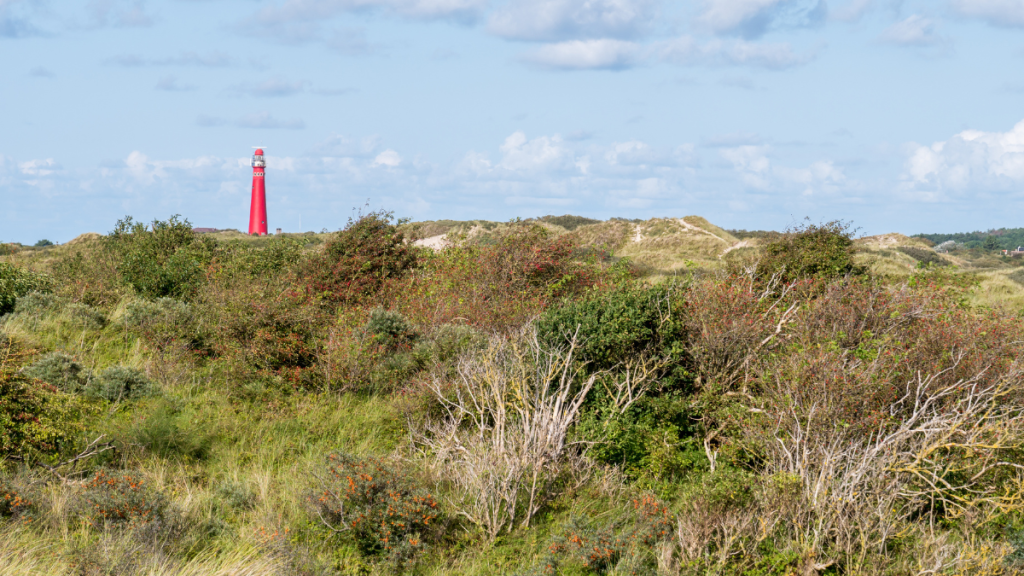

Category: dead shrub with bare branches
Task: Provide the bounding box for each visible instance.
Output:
[739,352,1024,572]
[414,328,599,541]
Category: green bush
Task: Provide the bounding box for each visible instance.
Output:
[0,264,54,315]
[757,220,863,282]
[363,307,417,350]
[12,291,65,315]
[126,399,211,461]
[297,211,419,306]
[0,355,83,461]
[579,393,705,480]
[312,453,441,565]
[33,239,53,248]
[88,366,155,402]
[22,352,92,394]
[105,215,215,301]
[536,283,685,372]
[122,297,191,328]
[214,236,305,279]
[64,302,107,329]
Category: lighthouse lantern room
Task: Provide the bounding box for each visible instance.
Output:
[248,148,268,235]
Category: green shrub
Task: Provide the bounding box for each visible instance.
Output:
[214,236,305,279]
[579,393,705,480]
[64,302,107,329]
[312,453,441,565]
[123,297,191,327]
[33,239,53,248]
[0,353,83,461]
[215,480,256,511]
[298,211,419,306]
[363,307,417,350]
[126,399,211,460]
[539,214,602,231]
[105,215,215,301]
[757,220,863,282]
[22,352,92,394]
[88,366,155,402]
[120,297,206,352]
[80,469,170,528]
[12,291,65,315]
[536,283,685,372]
[0,264,54,315]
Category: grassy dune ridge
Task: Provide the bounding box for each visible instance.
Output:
[2,214,1024,575]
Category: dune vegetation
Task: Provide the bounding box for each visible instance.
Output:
[2,214,1024,575]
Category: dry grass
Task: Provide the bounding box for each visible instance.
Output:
[971,270,1024,312]
[681,215,739,244]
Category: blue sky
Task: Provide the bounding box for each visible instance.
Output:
[4,0,1024,242]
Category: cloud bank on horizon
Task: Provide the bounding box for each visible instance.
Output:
[4,0,1024,241]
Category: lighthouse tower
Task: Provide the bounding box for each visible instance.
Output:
[248,148,268,235]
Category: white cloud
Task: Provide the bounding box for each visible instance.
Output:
[19,158,60,176]
[487,0,656,41]
[661,36,814,69]
[880,15,945,46]
[697,0,825,38]
[721,145,847,195]
[903,120,1024,196]
[524,39,642,70]
[950,0,1024,28]
[497,132,578,172]
[372,149,402,167]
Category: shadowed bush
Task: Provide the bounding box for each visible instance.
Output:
[0,265,53,316]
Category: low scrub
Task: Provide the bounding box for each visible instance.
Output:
[89,366,155,402]
[297,211,419,306]
[0,343,83,462]
[311,453,442,565]
[21,352,91,394]
[756,219,863,282]
[79,469,170,529]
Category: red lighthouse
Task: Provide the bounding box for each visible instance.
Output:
[248,148,268,235]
